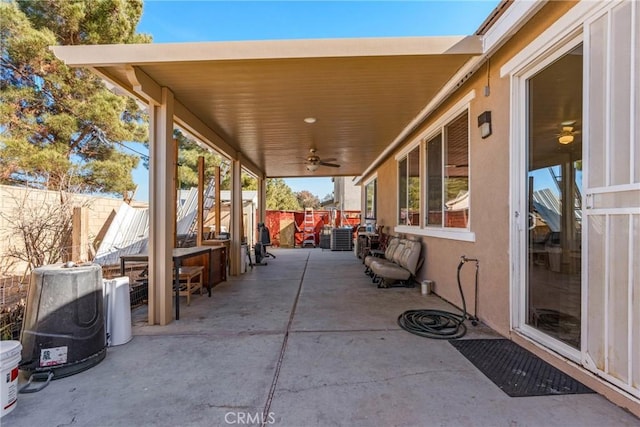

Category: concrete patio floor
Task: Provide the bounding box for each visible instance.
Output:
[5,248,639,426]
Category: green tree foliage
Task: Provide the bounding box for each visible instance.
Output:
[296,190,320,209]
[266,178,300,210]
[0,1,150,200]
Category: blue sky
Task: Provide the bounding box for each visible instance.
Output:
[129,0,500,201]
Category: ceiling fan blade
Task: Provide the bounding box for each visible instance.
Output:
[319,157,337,163]
[319,161,340,168]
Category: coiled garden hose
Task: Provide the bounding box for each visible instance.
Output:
[397,255,479,340]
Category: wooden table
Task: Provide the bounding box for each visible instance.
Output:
[120,246,214,320]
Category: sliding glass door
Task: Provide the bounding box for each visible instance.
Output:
[525,43,583,350]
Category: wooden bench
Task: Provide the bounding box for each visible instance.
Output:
[176,266,204,306]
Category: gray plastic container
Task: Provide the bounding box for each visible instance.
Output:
[20,263,106,379]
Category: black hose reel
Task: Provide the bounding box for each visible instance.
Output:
[397,255,479,340]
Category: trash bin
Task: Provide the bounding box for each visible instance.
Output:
[20,263,106,380]
[104,277,132,346]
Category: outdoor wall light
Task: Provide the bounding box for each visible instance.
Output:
[478,111,492,139]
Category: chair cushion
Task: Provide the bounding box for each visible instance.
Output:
[364,255,380,267]
[369,258,397,270]
[391,240,406,264]
[384,237,400,259]
[399,240,422,275]
[370,262,411,281]
[365,237,399,268]
[368,237,423,281]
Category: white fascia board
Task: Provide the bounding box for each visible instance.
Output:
[500,0,611,77]
[483,0,548,55]
[51,36,481,66]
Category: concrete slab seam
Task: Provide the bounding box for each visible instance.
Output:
[261,251,309,425]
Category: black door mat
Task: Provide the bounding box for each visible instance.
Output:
[449,338,595,397]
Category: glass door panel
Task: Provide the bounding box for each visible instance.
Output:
[526,44,583,349]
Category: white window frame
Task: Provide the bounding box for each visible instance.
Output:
[363,174,377,221]
[396,146,421,227]
[394,90,476,242]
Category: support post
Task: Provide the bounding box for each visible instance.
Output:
[148,87,175,325]
[215,166,221,236]
[173,138,178,248]
[71,206,89,262]
[258,175,266,225]
[230,156,242,276]
[197,156,205,246]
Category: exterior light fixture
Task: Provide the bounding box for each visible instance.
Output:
[304,117,316,124]
[306,163,319,172]
[477,111,492,139]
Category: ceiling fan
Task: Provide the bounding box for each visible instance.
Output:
[303,148,340,171]
[555,121,580,144]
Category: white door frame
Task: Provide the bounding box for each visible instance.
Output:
[508,33,584,363]
[503,0,611,361]
[504,0,639,400]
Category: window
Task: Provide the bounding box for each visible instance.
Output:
[444,112,469,228]
[424,112,469,229]
[395,92,474,241]
[426,134,443,225]
[364,179,377,220]
[398,146,420,226]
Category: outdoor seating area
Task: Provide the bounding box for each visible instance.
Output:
[5,248,636,426]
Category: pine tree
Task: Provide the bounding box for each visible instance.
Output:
[0,1,150,201]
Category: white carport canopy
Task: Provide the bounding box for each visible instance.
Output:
[53,36,482,325]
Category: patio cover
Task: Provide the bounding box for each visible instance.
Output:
[52,36,482,179]
[53,36,482,324]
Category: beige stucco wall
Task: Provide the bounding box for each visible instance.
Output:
[369,1,578,336]
[0,184,130,274]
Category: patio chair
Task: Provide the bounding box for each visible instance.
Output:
[253,223,275,265]
[364,235,400,278]
[176,266,204,306]
[258,223,275,259]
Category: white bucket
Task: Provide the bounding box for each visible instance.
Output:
[0,340,22,418]
[421,280,434,295]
